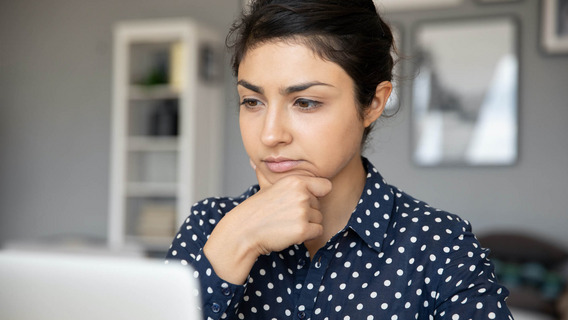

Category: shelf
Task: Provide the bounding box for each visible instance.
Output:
[128,136,179,151]
[109,19,224,254]
[126,182,178,197]
[129,84,180,100]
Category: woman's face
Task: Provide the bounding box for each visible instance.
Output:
[238,41,376,184]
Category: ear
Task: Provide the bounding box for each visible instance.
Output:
[363,81,393,127]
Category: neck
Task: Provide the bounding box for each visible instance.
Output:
[305,156,367,256]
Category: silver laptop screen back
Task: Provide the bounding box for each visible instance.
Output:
[0,251,202,320]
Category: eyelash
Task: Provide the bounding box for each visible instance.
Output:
[294,98,322,110]
[239,98,322,111]
[240,98,262,109]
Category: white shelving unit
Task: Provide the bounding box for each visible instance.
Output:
[108,19,224,253]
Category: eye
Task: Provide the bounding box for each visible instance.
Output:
[240,98,263,109]
[294,98,322,110]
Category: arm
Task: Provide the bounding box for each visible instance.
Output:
[167,172,331,319]
[203,171,332,284]
[433,219,514,319]
[166,204,246,320]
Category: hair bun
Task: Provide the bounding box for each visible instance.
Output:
[259,0,377,13]
[353,0,378,13]
[327,0,377,13]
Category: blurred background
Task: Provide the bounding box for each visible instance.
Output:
[1,0,567,318]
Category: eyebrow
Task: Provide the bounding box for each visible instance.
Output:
[237,80,264,94]
[237,80,334,95]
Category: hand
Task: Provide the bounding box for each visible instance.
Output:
[246,163,332,255]
[203,160,332,284]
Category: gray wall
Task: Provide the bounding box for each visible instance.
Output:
[1,0,567,249]
[0,0,241,244]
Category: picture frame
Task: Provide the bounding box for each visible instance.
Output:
[541,0,568,54]
[411,16,519,167]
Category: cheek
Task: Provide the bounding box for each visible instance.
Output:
[323,109,364,145]
[239,115,257,155]
[301,111,364,158]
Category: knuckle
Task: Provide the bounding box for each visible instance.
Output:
[296,223,311,236]
[285,175,305,188]
[296,208,311,220]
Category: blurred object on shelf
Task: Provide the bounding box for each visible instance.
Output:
[169,41,186,92]
[149,99,178,136]
[137,203,176,239]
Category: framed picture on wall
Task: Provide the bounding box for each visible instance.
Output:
[411,16,519,166]
[541,0,568,54]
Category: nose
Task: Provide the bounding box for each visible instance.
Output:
[260,106,292,147]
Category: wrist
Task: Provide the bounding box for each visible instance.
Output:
[203,219,259,285]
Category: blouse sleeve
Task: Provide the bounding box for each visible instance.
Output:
[433,218,514,320]
[166,201,247,320]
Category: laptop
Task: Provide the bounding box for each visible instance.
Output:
[0,250,202,320]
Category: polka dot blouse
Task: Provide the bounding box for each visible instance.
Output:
[166,158,513,320]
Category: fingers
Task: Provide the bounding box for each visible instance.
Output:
[307,207,323,225]
[257,169,332,199]
[304,177,332,198]
[301,222,324,242]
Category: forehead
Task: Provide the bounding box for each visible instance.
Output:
[237,40,351,88]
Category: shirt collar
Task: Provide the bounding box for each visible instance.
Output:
[345,157,395,253]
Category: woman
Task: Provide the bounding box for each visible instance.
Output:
[166,1,514,319]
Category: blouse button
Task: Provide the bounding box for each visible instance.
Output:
[221,287,232,296]
[211,302,221,313]
[297,311,306,319]
[314,261,321,268]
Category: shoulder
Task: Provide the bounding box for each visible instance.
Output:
[390,188,471,237]
[384,187,475,262]
[191,184,259,215]
[356,158,473,251]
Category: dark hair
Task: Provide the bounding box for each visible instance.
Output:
[227,0,396,145]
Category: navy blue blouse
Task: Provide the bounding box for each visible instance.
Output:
[166,158,513,320]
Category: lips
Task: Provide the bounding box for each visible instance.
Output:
[263,157,301,173]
